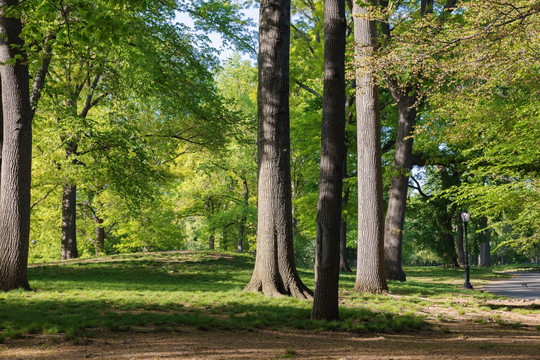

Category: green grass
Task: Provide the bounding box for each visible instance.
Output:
[0,251,532,342]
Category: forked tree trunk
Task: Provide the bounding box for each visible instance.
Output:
[383,98,416,282]
[311,0,346,321]
[245,0,311,299]
[0,1,33,291]
[353,0,388,294]
[61,183,78,259]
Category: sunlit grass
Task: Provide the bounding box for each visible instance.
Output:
[0,251,532,343]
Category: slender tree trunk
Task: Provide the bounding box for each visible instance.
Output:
[383,98,415,282]
[353,0,388,294]
[311,0,346,321]
[478,216,491,267]
[245,0,312,299]
[0,1,33,291]
[60,140,78,259]
[339,185,351,272]
[209,234,215,250]
[456,216,464,266]
[94,215,105,256]
[60,183,78,259]
[237,178,249,253]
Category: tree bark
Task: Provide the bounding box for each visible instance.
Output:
[94,215,105,256]
[245,0,312,299]
[60,183,78,259]
[383,95,415,282]
[478,216,491,267]
[353,0,388,294]
[0,1,32,291]
[60,140,78,259]
[339,185,352,272]
[311,0,346,321]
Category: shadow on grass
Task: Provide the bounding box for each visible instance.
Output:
[0,295,424,341]
[0,254,424,341]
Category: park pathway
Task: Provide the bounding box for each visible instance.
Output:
[483,271,540,300]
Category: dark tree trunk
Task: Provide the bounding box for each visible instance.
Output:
[478,216,491,267]
[209,234,215,250]
[311,0,346,321]
[456,216,464,266]
[339,182,351,272]
[436,209,459,267]
[353,0,388,294]
[383,97,416,282]
[61,183,78,260]
[237,178,249,253]
[0,1,32,291]
[60,140,78,260]
[94,215,105,256]
[245,0,312,299]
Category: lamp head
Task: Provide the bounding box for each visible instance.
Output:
[460,210,470,223]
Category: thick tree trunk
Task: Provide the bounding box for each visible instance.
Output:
[245,0,311,299]
[94,215,105,256]
[0,1,33,291]
[353,0,388,294]
[60,183,78,259]
[383,98,416,282]
[311,0,346,321]
[478,216,491,267]
[456,216,464,266]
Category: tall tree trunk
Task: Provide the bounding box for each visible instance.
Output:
[383,97,416,282]
[353,0,388,294]
[311,0,346,321]
[60,183,78,259]
[0,1,32,291]
[237,178,249,253]
[478,216,491,267]
[245,0,311,299]
[209,234,215,250]
[456,218,464,266]
[60,141,78,260]
[94,215,105,256]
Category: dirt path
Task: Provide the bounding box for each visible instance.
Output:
[1,322,539,360]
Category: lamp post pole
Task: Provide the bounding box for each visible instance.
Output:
[461,210,473,290]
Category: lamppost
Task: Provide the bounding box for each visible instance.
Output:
[460,210,473,290]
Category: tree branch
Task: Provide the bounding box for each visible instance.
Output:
[295,80,321,98]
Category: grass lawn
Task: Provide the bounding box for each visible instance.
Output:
[0,251,533,343]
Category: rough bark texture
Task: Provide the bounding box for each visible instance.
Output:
[61,183,78,260]
[311,0,346,321]
[383,97,415,282]
[353,0,388,294]
[0,1,32,291]
[244,0,311,299]
[478,217,491,267]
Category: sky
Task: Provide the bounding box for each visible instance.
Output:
[174,6,259,63]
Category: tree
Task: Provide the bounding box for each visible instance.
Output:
[244,0,312,299]
[0,0,33,291]
[311,0,346,321]
[353,0,388,294]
